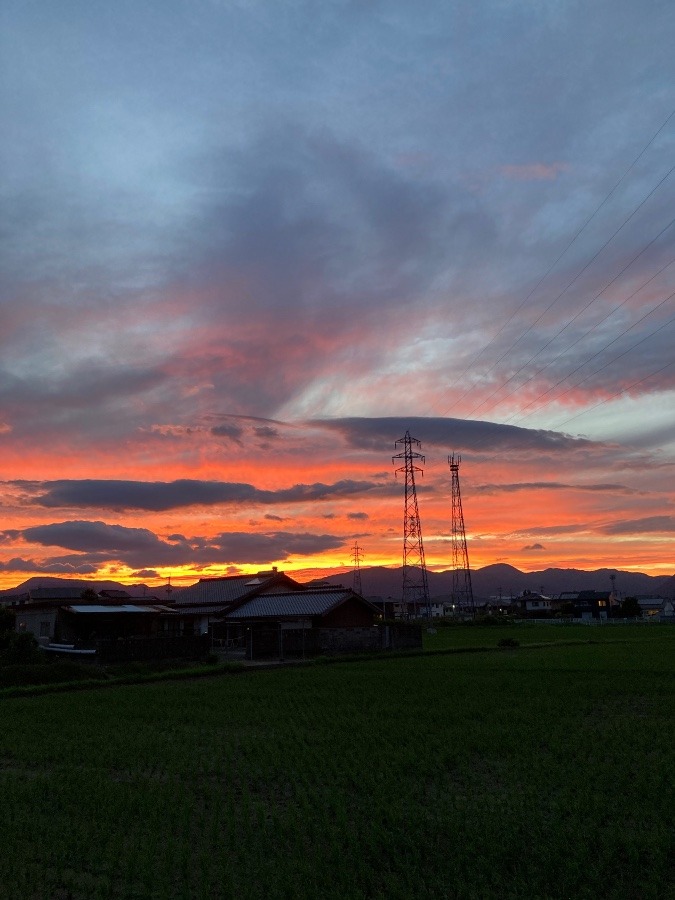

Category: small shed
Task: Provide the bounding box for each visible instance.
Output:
[56,604,165,644]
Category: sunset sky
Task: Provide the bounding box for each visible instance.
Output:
[2,1,675,591]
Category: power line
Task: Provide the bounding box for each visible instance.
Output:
[465,222,675,423]
[465,293,675,457]
[461,162,675,420]
[545,358,675,434]
[439,106,675,417]
[517,300,675,425]
[507,290,675,427]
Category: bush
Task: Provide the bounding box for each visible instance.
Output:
[498,637,520,648]
[1,632,43,665]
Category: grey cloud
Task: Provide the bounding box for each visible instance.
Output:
[15,478,387,511]
[347,512,369,521]
[23,521,162,555]
[512,524,589,537]
[254,425,279,440]
[313,417,593,453]
[521,543,545,551]
[11,519,345,569]
[195,127,495,314]
[211,423,245,443]
[601,516,675,535]
[208,531,343,564]
[0,556,98,575]
[0,363,168,439]
[474,482,633,495]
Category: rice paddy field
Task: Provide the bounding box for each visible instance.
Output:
[1,625,673,899]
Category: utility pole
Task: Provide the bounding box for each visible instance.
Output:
[351,542,363,596]
[393,431,431,619]
[449,454,474,616]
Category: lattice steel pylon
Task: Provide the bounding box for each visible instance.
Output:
[448,454,474,616]
[351,542,363,596]
[393,431,431,619]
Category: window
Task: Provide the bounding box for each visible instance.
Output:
[39,621,51,637]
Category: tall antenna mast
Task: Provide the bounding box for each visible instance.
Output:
[351,542,363,596]
[448,454,474,616]
[393,431,431,619]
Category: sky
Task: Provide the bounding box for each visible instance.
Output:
[2,0,675,591]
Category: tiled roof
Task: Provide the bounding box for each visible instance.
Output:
[171,572,301,606]
[166,604,231,617]
[226,590,353,619]
[65,605,164,614]
[29,587,87,601]
[171,575,271,606]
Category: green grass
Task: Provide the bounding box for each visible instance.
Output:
[422,619,665,651]
[0,628,673,899]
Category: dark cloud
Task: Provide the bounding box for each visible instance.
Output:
[512,524,589,537]
[211,423,244,444]
[521,543,545,551]
[601,516,675,535]
[0,556,98,575]
[9,520,344,568]
[254,425,279,440]
[313,417,593,453]
[347,512,369,521]
[13,478,387,511]
[474,482,633,495]
[23,521,161,555]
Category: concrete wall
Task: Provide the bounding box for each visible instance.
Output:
[318,626,381,654]
[15,608,57,645]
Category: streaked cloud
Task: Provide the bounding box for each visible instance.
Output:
[1,2,674,586]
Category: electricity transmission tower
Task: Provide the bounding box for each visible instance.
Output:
[393,431,431,619]
[448,454,474,615]
[351,542,363,596]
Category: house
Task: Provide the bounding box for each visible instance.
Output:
[15,603,63,644]
[556,590,611,620]
[224,586,386,659]
[662,600,675,621]
[636,596,665,618]
[165,568,305,642]
[364,596,398,619]
[14,587,92,645]
[14,587,164,646]
[50,603,209,662]
[515,591,556,618]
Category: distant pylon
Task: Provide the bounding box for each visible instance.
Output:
[393,431,431,619]
[351,542,363,596]
[448,454,474,615]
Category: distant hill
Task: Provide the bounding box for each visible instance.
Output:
[308,564,675,600]
[2,566,673,602]
[0,576,162,598]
